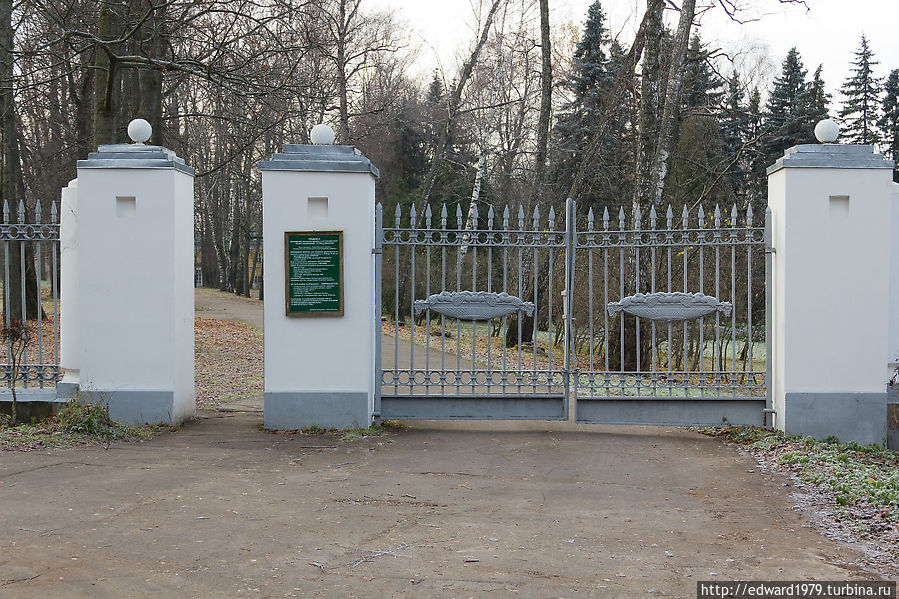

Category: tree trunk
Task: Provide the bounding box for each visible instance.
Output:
[136,0,166,145]
[566,8,651,201]
[93,1,123,145]
[336,0,351,144]
[649,0,696,206]
[399,0,504,316]
[415,0,504,217]
[633,0,664,206]
[527,0,552,208]
[1,0,40,323]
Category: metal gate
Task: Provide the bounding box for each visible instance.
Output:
[376,199,767,424]
[569,201,767,425]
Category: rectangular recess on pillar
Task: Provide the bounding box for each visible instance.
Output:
[308,196,328,219]
[829,195,850,218]
[116,196,136,218]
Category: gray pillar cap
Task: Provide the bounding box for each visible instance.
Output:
[77,143,195,175]
[767,143,894,175]
[258,144,380,177]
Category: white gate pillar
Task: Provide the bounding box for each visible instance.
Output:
[58,178,79,398]
[258,125,379,430]
[65,119,196,425]
[767,120,895,445]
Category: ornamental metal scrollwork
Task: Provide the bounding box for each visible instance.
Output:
[607,292,732,322]
[413,291,535,320]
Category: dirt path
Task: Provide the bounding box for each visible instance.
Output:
[0,289,879,597]
[195,288,484,400]
[195,288,264,329]
[0,413,880,598]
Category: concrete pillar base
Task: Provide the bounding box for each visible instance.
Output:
[263,391,370,430]
[783,392,887,446]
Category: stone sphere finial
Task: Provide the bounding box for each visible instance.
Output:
[127,118,152,144]
[310,123,336,145]
[814,118,839,143]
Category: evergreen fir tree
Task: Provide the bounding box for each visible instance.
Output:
[808,65,831,123]
[721,72,748,154]
[746,87,767,212]
[839,35,881,145]
[681,34,725,112]
[571,0,613,110]
[427,70,444,104]
[550,0,630,209]
[762,48,814,166]
[720,72,750,201]
[880,69,899,180]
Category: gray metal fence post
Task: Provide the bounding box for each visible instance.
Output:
[564,198,576,419]
[374,203,383,422]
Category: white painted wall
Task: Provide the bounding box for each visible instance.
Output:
[768,164,894,425]
[261,169,376,413]
[73,167,195,422]
[59,179,79,384]
[888,182,899,374]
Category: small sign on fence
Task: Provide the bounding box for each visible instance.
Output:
[284,231,343,317]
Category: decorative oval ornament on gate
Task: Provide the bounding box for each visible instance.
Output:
[607,292,732,321]
[413,291,536,320]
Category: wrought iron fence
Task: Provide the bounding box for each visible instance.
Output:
[1,199,61,388]
[571,203,766,400]
[379,201,568,401]
[379,198,767,413]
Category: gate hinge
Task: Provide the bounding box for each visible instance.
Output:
[372,248,382,255]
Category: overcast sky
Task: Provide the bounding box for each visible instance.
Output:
[369,0,899,106]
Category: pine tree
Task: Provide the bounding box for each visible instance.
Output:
[427,70,444,104]
[681,34,724,112]
[721,72,748,153]
[839,35,881,145]
[808,64,831,123]
[571,0,613,110]
[746,87,767,211]
[720,72,750,201]
[762,48,814,166]
[880,69,899,180]
[550,0,629,208]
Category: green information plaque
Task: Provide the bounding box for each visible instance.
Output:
[284,231,344,317]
